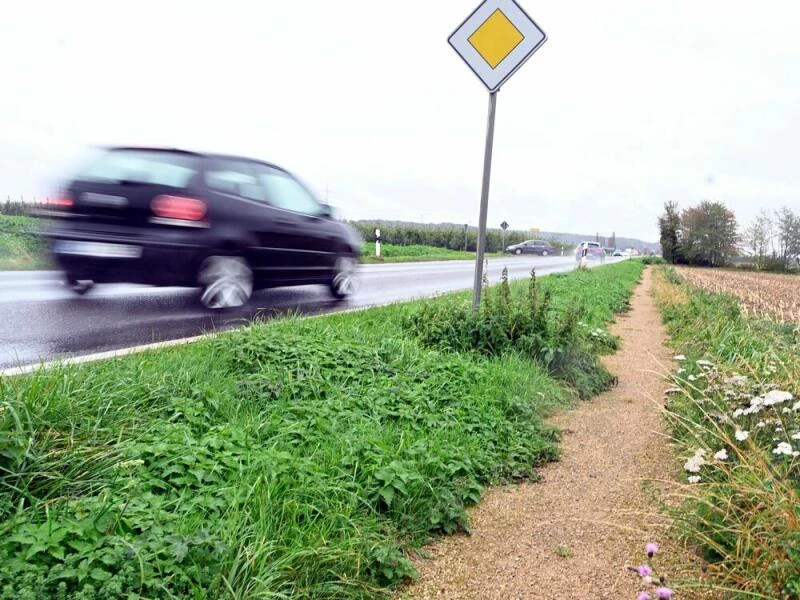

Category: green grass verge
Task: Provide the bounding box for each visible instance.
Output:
[0,261,643,599]
[0,215,51,270]
[361,242,503,263]
[653,267,800,598]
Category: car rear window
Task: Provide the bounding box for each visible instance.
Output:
[74,150,201,188]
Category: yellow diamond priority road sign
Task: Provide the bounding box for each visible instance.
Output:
[449,0,546,92]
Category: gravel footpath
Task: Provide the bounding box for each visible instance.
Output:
[403,267,683,599]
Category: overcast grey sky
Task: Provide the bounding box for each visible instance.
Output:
[2,0,798,241]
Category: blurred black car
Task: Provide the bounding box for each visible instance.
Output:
[504,239,554,256]
[40,147,362,308]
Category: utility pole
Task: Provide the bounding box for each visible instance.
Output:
[464,224,469,252]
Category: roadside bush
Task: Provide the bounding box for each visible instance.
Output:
[404,265,639,399]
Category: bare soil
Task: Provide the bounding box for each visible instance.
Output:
[403,267,687,599]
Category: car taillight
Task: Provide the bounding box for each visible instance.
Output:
[50,195,74,209]
[151,195,207,221]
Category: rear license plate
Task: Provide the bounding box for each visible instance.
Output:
[54,241,142,258]
[80,192,128,207]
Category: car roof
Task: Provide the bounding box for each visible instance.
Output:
[104,146,288,173]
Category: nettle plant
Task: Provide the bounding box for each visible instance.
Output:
[629,543,674,600]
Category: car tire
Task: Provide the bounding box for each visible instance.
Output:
[198,255,253,309]
[541,250,549,256]
[330,254,358,300]
[515,248,522,255]
[66,276,95,296]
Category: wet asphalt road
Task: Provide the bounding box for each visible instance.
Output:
[0,255,611,370]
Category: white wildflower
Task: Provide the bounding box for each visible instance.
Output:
[732,408,744,419]
[793,401,800,412]
[783,407,792,414]
[684,449,706,473]
[743,405,763,416]
[674,355,686,361]
[757,421,766,428]
[734,430,749,441]
[714,449,729,461]
[684,456,704,473]
[776,426,783,433]
[697,359,714,368]
[687,475,701,484]
[763,390,793,406]
[688,375,697,382]
[773,442,794,456]
[792,432,800,441]
[724,374,748,386]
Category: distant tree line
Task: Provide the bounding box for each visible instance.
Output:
[658,200,799,271]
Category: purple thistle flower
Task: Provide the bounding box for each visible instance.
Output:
[655,587,673,600]
[637,593,650,600]
[636,565,653,577]
[646,542,659,558]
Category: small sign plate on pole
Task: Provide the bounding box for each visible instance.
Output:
[448,0,546,93]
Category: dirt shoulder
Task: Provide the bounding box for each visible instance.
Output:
[403,267,683,599]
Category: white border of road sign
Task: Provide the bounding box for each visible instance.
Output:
[448,0,546,92]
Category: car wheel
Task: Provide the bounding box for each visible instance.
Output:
[330,255,358,299]
[515,248,522,255]
[198,255,253,309]
[66,276,94,295]
[541,250,549,256]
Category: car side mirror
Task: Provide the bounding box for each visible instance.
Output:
[318,203,333,218]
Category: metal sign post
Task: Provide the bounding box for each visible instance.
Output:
[471,91,497,311]
[448,0,547,311]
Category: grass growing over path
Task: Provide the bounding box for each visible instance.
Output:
[653,267,800,598]
[0,262,643,599]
